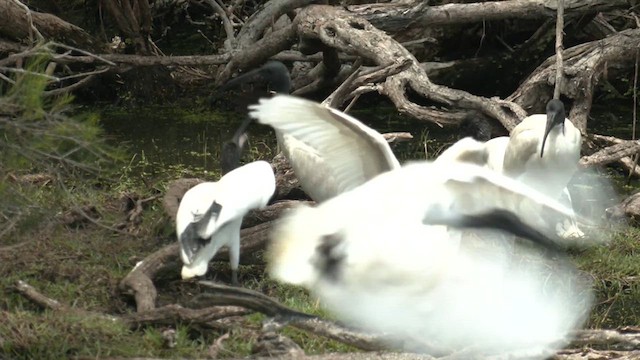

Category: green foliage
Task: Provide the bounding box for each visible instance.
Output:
[0,57,122,239]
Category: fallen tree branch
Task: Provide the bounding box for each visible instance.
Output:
[0,0,97,49]
[194,281,390,351]
[580,140,640,167]
[122,304,249,328]
[16,279,640,358]
[570,328,640,350]
[583,134,640,176]
[296,5,526,130]
[349,0,631,33]
[508,28,640,132]
[551,349,640,360]
[15,280,67,311]
[118,221,275,312]
[323,59,412,109]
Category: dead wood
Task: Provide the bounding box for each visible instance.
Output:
[508,28,640,132]
[122,304,249,328]
[93,353,438,360]
[552,349,640,360]
[349,0,631,33]
[271,152,308,201]
[580,140,640,167]
[234,0,317,49]
[583,134,640,176]
[0,39,27,55]
[570,328,640,350]
[57,205,100,228]
[214,0,320,85]
[605,192,640,225]
[17,279,640,358]
[14,280,119,322]
[79,349,640,360]
[163,177,204,223]
[0,0,97,49]
[194,281,390,351]
[292,56,355,96]
[295,5,526,130]
[382,132,414,144]
[119,220,275,311]
[252,327,306,358]
[322,59,412,109]
[16,279,249,330]
[215,24,299,87]
[119,242,175,312]
[15,280,68,311]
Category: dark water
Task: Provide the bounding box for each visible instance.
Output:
[98,103,461,177]
[98,101,638,197]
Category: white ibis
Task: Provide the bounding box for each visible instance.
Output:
[248,94,400,202]
[503,99,583,238]
[503,99,581,199]
[177,160,276,283]
[268,160,591,357]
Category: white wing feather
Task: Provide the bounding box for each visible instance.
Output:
[249,95,400,202]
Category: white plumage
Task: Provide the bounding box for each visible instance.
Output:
[503,100,582,199]
[503,99,583,238]
[434,136,509,172]
[269,160,592,357]
[177,160,276,282]
[249,95,400,202]
[246,96,602,356]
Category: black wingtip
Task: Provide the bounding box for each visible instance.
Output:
[425,208,564,254]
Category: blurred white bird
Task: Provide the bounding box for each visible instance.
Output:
[249,95,400,202]
[434,136,510,172]
[438,108,584,239]
[503,99,583,238]
[268,160,593,357]
[503,99,581,199]
[177,160,276,283]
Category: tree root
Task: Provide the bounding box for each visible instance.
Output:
[296,5,526,130]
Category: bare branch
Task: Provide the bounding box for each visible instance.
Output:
[553,0,564,100]
[200,0,236,50]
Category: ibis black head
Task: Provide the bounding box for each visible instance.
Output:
[180,201,223,262]
[460,115,492,142]
[259,61,291,94]
[540,99,566,158]
[218,61,291,95]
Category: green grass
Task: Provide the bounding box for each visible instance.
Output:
[2,170,640,358]
[573,228,640,328]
